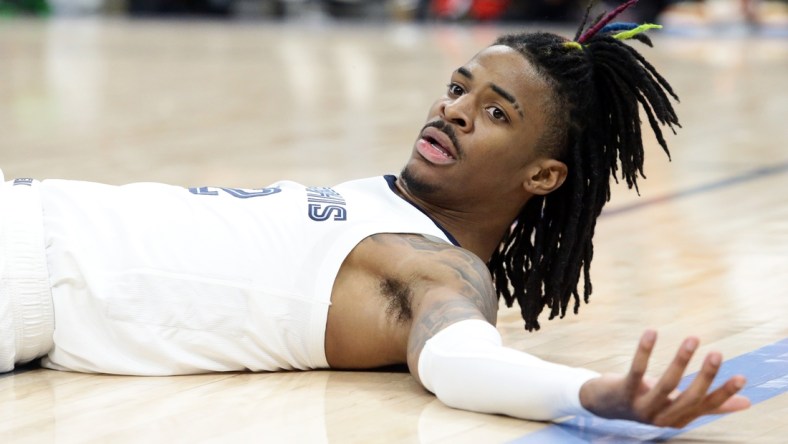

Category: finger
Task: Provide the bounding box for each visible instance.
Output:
[654,337,699,396]
[710,394,751,414]
[672,352,722,407]
[650,352,723,426]
[638,337,699,417]
[702,375,749,413]
[653,375,749,428]
[626,330,657,394]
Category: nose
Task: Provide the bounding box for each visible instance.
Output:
[441,96,473,132]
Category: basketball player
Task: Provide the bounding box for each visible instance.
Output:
[0,1,750,428]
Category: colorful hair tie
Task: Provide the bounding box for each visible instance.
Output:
[566,3,661,51]
[577,0,639,43]
[563,41,583,50]
[613,23,662,41]
[600,22,639,33]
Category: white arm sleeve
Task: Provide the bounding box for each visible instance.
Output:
[417,319,600,421]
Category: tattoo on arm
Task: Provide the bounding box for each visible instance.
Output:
[396,234,497,320]
[387,234,498,380]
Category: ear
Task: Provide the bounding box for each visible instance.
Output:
[522,159,568,196]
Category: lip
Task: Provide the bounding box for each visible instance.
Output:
[420,126,458,159]
[416,138,455,165]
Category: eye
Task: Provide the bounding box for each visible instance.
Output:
[447,83,465,97]
[485,106,509,123]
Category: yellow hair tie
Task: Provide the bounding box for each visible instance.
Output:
[563,41,583,50]
[613,24,662,41]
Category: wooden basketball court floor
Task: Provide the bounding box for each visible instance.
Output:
[0,17,786,443]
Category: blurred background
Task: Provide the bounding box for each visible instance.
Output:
[1,0,786,29]
[1,0,786,187]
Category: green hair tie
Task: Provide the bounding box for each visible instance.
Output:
[563,41,583,50]
[613,24,662,41]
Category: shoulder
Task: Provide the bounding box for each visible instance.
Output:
[362,233,483,272]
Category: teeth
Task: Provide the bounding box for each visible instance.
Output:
[430,141,449,157]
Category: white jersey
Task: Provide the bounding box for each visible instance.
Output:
[37,175,456,375]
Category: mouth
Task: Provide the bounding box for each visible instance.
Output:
[423,136,452,157]
[415,126,458,165]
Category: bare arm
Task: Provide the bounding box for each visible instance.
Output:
[402,235,498,384]
[403,236,599,419]
[398,235,750,425]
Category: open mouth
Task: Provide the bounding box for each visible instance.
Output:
[419,125,458,160]
[423,136,453,159]
[416,129,457,166]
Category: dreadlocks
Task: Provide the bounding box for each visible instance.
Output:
[488,0,680,331]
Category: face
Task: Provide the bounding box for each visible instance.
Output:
[401,45,556,207]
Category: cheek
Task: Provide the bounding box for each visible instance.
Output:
[475,138,532,174]
[476,131,525,161]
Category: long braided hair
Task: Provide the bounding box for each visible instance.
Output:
[488,0,680,331]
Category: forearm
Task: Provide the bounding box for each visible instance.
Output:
[417,319,599,421]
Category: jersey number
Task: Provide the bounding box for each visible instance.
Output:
[189,186,281,199]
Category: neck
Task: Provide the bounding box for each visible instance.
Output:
[392,177,528,262]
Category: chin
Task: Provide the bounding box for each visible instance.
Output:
[400,163,439,196]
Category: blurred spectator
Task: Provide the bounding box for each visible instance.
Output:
[417,0,669,23]
[503,0,584,21]
[128,0,234,16]
[411,0,788,30]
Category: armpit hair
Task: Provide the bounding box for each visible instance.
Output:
[380,277,413,323]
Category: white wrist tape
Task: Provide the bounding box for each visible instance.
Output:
[417,319,599,421]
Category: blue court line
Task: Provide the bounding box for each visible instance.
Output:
[602,161,788,217]
[509,337,788,443]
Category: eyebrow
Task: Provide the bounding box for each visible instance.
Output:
[491,84,524,119]
[454,66,524,119]
[456,67,473,79]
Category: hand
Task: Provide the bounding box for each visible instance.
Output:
[578,330,751,427]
